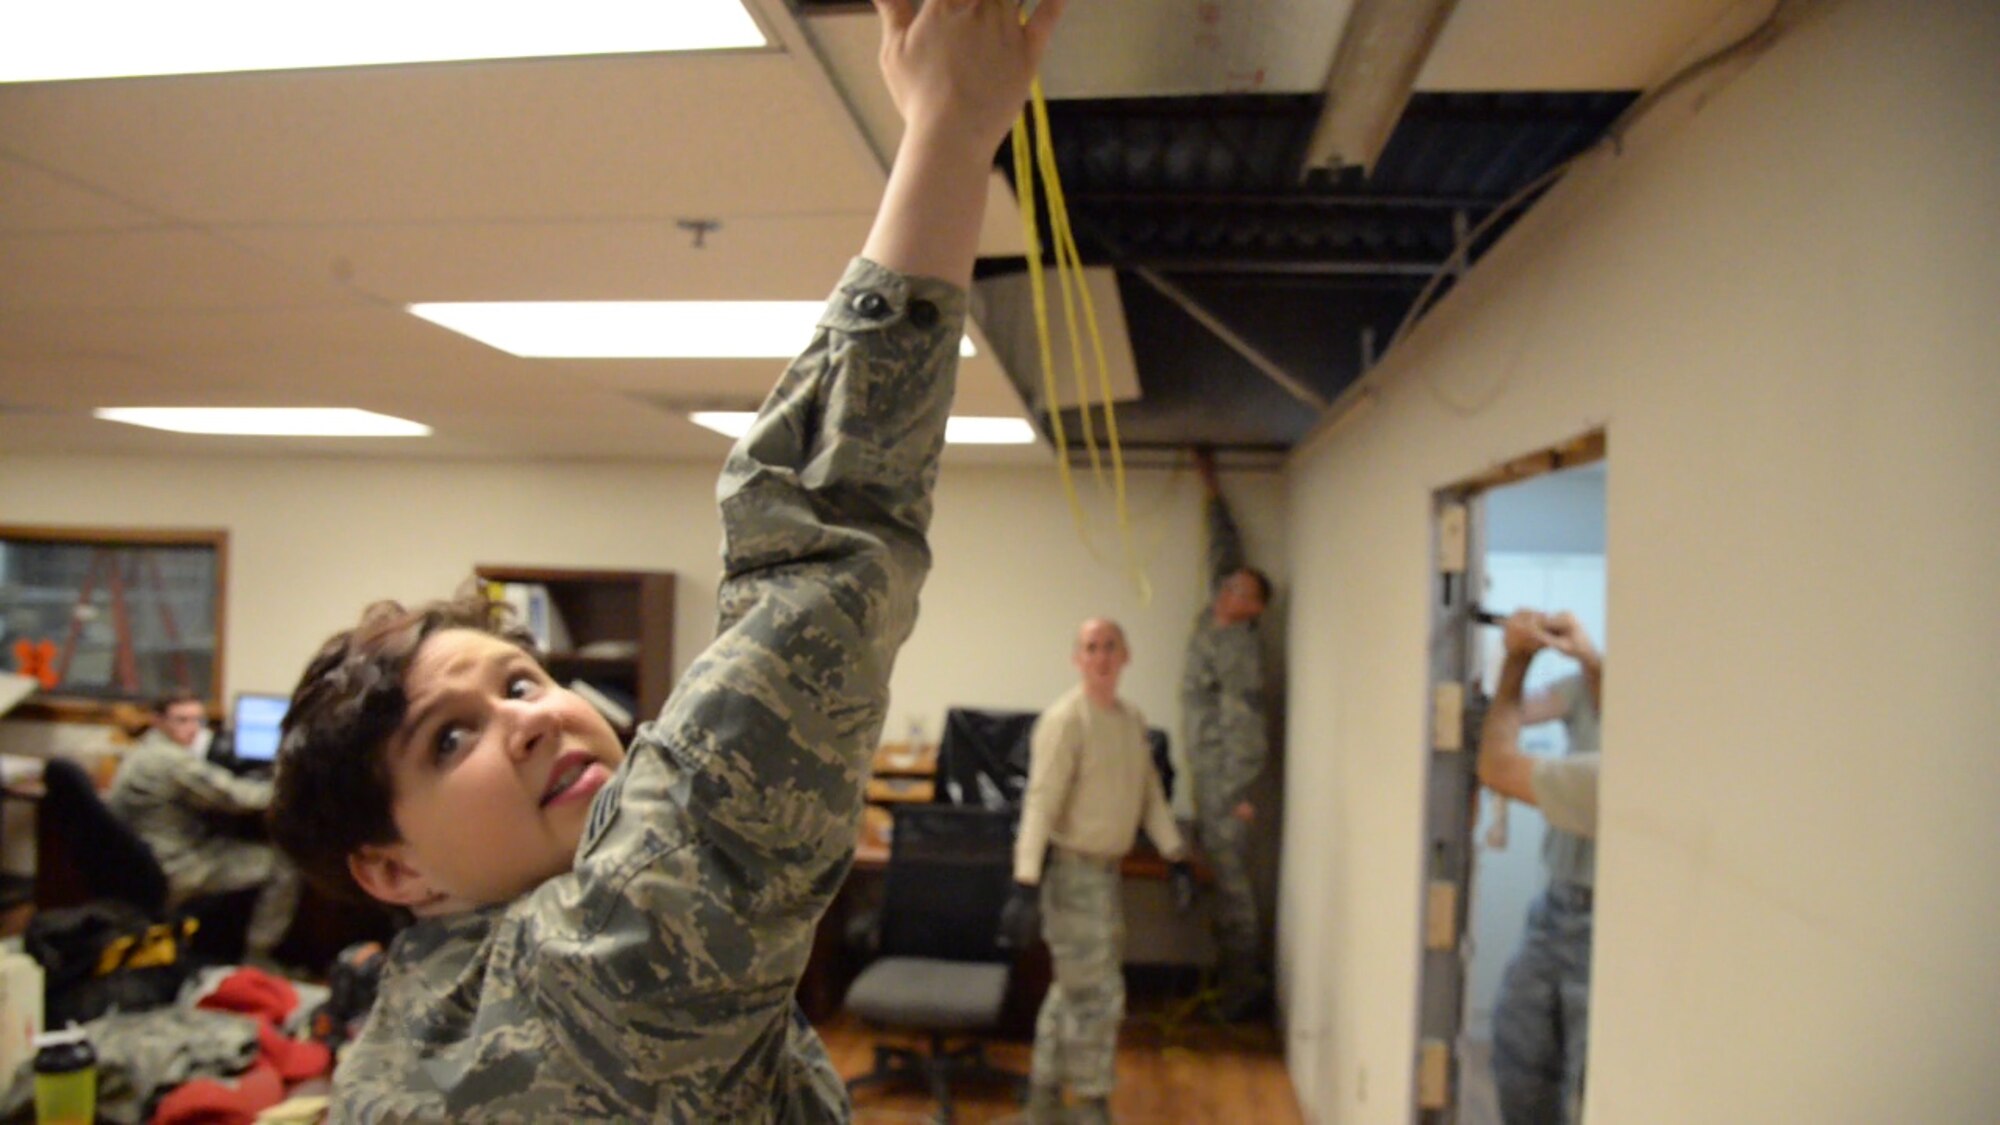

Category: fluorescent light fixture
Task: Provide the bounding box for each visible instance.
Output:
[410,300,977,359]
[95,407,431,437]
[691,412,1034,445]
[943,416,1036,444]
[5,0,765,83]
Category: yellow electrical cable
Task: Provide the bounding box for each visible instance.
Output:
[1030,88,1148,604]
[1036,123,1102,490]
[1012,104,1092,556]
[1014,76,1153,603]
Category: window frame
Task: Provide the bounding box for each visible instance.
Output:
[0,524,230,724]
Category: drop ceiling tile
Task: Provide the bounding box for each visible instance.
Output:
[0,228,358,311]
[0,156,161,233]
[0,54,881,226]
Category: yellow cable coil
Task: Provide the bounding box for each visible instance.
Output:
[1012,78,1151,604]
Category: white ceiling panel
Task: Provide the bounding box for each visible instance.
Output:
[1420,0,1747,90]
[0,229,357,311]
[0,156,162,233]
[1041,0,1353,97]
[0,52,880,226]
[230,213,880,304]
[0,305,466,363]
[151,349,564,405]
[809,2,1352,112]
[0,353,193,407]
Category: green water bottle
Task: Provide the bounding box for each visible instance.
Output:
[32,1025,95,1125]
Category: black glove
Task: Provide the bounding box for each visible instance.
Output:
[997,881,1039,950]
[1169,860,1198,915]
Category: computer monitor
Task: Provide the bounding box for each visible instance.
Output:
[229,692,289,766]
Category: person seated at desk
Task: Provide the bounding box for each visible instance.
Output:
[105,692,299,963]
[1002,618,1196,1125]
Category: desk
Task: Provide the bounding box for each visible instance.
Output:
[849,834,1203,881]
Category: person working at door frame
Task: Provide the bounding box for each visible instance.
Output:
[1478,607,1604,1124]
[1476,611,1601,839]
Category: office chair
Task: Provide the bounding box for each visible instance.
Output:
[933,705,1175,808]
[36,757,258,964]
[843,803,1027,1122]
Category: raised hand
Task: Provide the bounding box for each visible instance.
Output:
[1502,609,1554,657]
[1542,612,1599,664]
[873,0,1067,150]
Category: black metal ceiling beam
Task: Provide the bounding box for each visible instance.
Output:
[1392,92,1637,128]
[1065,190,1495,212]
[1125,258,1442,277]
[984,191,1456,275]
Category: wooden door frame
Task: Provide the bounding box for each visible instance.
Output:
[1410,428,1604,1122]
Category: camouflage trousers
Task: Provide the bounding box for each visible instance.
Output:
[163,839,300,957]
[1031,849,1125,1099]
[1193,784,1264,999]
[1492,883,1592,1125]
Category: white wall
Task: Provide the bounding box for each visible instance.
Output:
[1278,0,2000,1121]
[0,455,1286,768]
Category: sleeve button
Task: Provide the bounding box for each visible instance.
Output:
[908,299,940,329]
[851,291,891,319]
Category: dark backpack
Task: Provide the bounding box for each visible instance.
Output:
[26,900,201,1025]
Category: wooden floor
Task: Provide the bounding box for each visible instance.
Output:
[819,993,1302,1125]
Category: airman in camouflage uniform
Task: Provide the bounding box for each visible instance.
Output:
[1179,451,1272,1017]
[105,727,300,958]
[329,256,960,1123]
[292,2,1067,1115]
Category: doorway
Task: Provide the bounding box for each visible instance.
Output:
[1458,464,1605,1124]
[1411,431,1604,1124]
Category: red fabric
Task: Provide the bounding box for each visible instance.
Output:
[153,968,333,1123]
[191,967,334,1083]
[254,1020,330,1082]
[150,1060,284,1125]
[195,968,298,1024]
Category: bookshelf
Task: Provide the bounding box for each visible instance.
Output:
[474,565,676,735]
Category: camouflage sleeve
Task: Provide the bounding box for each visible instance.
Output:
[1015,701,1081,884]
[514,258,963,1104]
[1206,490,1247,589]
[1211,628,1268,808]
[163,750,273,815]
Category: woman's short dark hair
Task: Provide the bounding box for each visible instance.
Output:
[268,586,538,903]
